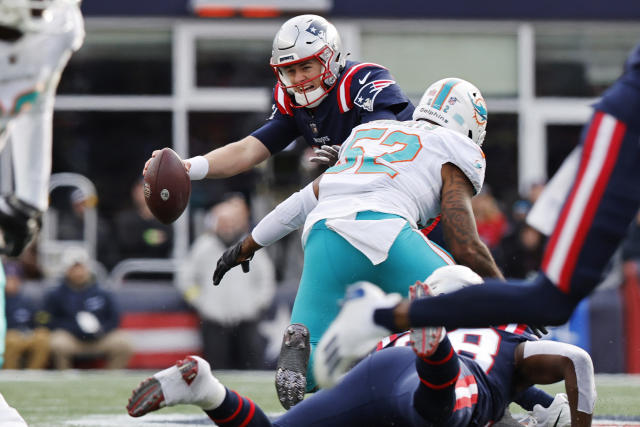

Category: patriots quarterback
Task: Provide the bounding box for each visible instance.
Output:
[143,14,413,180]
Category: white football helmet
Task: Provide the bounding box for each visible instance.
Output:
[270,14,346,108]
[0,0,78,33]
[413,78,488,146]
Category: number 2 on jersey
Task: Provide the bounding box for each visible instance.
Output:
[326,127,422,177]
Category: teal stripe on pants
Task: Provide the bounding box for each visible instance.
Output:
[291,212,453,391]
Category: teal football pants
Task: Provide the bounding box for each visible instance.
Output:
[291,211,453,391]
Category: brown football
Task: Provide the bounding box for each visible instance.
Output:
[143,148,191,224]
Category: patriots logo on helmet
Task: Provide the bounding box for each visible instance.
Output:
[354,79,395,112]
[468,93,488,125]
[305,19,328,41]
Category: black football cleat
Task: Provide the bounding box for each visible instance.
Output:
[275,323,311,410]
[0,195,41,257]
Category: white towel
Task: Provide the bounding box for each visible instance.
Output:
[325,217,406,265]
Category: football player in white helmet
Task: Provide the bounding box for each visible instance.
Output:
[0,1,83,422]
[269,14,346,108]
[0,0,84,257]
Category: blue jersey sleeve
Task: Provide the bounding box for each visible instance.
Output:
[341,64,413,121]
[251,86,301,154]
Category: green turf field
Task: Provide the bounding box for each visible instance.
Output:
[1,370,639,426]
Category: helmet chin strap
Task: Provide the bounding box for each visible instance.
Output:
[294,86,327,108]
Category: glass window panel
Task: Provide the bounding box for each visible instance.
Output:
[52,111,173,216]
[535,25,640,97]
[58,28,172,95]
[546,124,582,178]
[195,38,274,88]
[188,111,268,209]
[482,114,519,203]
[362,33,518,98]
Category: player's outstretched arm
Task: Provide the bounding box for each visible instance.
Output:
[143,136,271,180]
[514,340,595,427]
[439,163,504,279]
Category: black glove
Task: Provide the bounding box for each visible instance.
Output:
[212,239,251,286]
[0,195,41,257]
[530,325,549,338]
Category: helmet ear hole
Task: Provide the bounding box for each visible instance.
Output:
[468,130,473,139]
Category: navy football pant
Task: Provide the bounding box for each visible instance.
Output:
[408,111,640,328]
[208,346,477,427]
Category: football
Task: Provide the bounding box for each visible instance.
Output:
[143,148,191,224]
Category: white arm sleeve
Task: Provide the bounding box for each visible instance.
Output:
[522,340,596,414]
[252,182,318,247]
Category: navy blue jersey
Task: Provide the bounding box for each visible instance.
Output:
[252,60,414,154]
[378,324,536,425]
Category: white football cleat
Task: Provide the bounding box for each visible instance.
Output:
[314,282,402,389]
[532,393,571,427]
[409,281,445,358]
[512,393,571,427]
[127,355,225,417]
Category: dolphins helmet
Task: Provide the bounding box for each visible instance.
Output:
[412,77,488,146]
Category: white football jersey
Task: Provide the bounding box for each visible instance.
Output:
[0,0,84,209]
[304,119,486,236]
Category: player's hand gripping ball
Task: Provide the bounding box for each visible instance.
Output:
[143,148,191,224]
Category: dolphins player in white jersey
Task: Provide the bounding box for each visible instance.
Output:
[0,0,84,258]
[0,1,83,423]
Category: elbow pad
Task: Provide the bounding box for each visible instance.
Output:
[252,182,318,247]
[523,340,596,414]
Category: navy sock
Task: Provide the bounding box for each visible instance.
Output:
[413,337,459,423]
[205,387,271,427]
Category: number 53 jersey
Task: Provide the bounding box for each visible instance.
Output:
[303,119,486,239]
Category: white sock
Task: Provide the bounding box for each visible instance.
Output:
[156,356,226,410]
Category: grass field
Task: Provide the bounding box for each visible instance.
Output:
[1,370,640,426]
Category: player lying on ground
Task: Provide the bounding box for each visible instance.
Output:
[339,41,640,341]
[127,265,590,427]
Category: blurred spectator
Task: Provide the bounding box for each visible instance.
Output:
[114,179,173,260]
[43,248,133,369]
[3,262,50,369]
[57,188,118,270]
[472,188,509,252]
[500,224,546,279]
[177,194,276,369]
